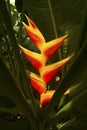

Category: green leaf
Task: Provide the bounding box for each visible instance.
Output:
[15,0,23,12]
[47,35,87,109]
[42,19,87,129]
[0,95,15,108]
[21,0,84,40]
[47,88,87,128]
[58,116,87,130]
[0,116,31,130]
[0,56,38,130]
[58,118,76,130]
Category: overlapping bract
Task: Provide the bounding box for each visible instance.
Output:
[20,16,71,107]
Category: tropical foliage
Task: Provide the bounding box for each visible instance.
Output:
[0,0,87,130]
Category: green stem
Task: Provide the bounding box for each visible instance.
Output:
[47,0,62,61]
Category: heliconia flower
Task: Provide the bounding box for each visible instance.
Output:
[26,70,46,94]
[40,90,55,108]
[23,15,45,50]
[40,56,71,83]
[19,45,46,71]
[20,16,72,108]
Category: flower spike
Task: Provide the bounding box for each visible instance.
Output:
[20,16,72,108]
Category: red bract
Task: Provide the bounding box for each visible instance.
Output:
[20,16,71,108]
[26,71,46,94]
[41,35,68,60]
[40,90,55,108]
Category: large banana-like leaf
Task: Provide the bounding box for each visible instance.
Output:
[21,0,84,40]
[39,30,87,130]
[48,39,87,106]
[38,39,87,129]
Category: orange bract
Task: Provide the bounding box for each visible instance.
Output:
[23,16,45,50]
[41,35,68,59]
[19,45,46,71]
[40,56,71,83]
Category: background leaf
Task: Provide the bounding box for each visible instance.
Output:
[0,116,30,130]
[0,56,38,129]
